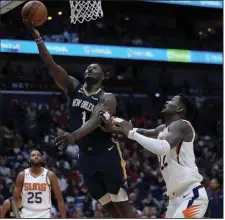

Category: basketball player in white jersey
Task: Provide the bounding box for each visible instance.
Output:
[101,94,209,218]
[13,150,66,218]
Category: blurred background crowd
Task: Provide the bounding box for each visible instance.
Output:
[0,0,223,218]
[0,1,222,51]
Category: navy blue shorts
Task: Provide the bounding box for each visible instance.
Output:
[79,141,128,201]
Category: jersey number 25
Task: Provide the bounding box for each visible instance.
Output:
[27,192,42,203]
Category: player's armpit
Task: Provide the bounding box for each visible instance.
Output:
[13,171,24,218]
[1,199,10,218]
[48,171,66,218]
[164,120,192,149]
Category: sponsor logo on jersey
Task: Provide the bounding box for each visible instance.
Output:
[108,145,114,151]
[183,192,191,198]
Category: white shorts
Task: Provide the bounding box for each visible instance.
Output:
[166,184,209,218]
[21,207,51,218]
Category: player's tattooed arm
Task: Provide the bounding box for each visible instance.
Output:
[23,20,80,95]
[163,120,193,149]
[55,93,116,149]
[48,171,66,218]
[13,171,24,218]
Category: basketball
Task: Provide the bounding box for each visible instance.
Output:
[21,1,48,27]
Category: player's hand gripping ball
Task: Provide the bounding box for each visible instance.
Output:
[23,19,40,39]
[21,1,48,27]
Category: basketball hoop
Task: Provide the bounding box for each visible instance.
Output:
[70,1,103,24]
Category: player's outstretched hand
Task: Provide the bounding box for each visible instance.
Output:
[117,120,133,136]
[55,132,74,150]
[23,19,40,39]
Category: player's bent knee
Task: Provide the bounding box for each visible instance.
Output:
[109,188,128,202]
[99,193,112,205]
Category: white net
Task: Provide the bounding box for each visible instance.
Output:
[70,1,103,24]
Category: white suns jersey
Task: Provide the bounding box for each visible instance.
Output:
[22,168,51,211]
[157,120,203,195]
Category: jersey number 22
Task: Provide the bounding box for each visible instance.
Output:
[159,155,168,170]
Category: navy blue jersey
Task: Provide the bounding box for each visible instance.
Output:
[68,85,114,155]
[67,84,128,200]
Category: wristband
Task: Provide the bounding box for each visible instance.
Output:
[35,37,42,44]
[133,128,138,132]
[128,130,136,139]
[36,40,43,44]
[35,37,41,41]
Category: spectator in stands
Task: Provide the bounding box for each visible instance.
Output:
[207,178,223,218]
[0,157,11,180]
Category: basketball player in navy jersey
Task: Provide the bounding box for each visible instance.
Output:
[24,21,137,218]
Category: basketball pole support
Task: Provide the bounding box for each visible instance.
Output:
[0,0,26,14]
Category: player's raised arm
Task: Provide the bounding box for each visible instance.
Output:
[13,171,24,218]
[23,21,80,95]
[55,93,116,149]
[47,171,66,218]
